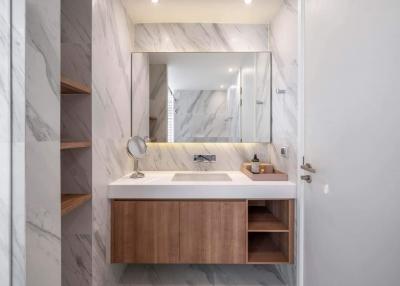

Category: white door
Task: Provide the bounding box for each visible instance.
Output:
[303,0,400,285]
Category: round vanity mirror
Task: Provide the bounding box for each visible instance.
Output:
[127,136,147,178]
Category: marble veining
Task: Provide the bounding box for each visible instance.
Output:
[0,0,11,284]
[25,0,62,285]
[269,1,298,285]
[11,0,26,285]
[120,265,287,286]
[132,53,149,138]
[149,64,167,142]
[140,143,268,171]
[135,24,269,52]
[93,0,134,285]
[174,90,239,142]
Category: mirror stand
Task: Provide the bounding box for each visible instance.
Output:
[130,158,145,179]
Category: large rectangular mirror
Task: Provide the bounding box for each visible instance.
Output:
[132,52,271,143]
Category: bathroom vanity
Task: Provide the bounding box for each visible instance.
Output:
[109,172,296,265]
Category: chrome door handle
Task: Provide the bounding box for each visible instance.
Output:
[301,175,312,183]
[301,163,316,173]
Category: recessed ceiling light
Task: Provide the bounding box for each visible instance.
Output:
[244,0,252,4]
[220,85,225,89]
[228,68,234,73]
[151,0,159,4]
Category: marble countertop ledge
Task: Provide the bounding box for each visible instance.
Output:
[108,171,296,199]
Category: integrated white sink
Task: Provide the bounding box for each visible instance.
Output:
[172,173,232,182]
[108,171,297,200]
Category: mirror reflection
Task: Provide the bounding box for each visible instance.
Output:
[133,52,271,143]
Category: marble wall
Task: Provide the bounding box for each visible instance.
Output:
[134,23,270,170]
[11,0,26,284]
[92,0,133,285]
[0,0,11,284]
[132,53,149,138]
[174,90,239,142]
[25,0,61,285]
[149,64,167,142]
[269,0,299,183]
[269,1,299,285]
[135,23,269,52]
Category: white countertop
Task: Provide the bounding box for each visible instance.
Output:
[108,171,296,199]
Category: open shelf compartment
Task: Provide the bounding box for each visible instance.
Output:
[247,200,294,264]
[248,232,290,264]
[248,200,291,232]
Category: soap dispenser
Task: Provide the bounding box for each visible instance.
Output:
[251,154,260,174]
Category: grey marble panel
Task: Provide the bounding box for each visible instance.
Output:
[174,90,237,142]
[135,24,269,52]
[256,53,272,142]
[269,0,298,182]
[11,1,26,285]
[0,0,11,283]
[26,142,61,286]
[269,1,298,286]
[61,149,92,194]
[24,0,61,285]
[62,233,92,286]
[92,0,135,285]
[140,143,268,171]
[61,0,92,86]
[132,53,149,138]
[149,64,167,142]
[120,265,287,286]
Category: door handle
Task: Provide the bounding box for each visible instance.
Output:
[301,163,316,173]
[301,175,312,183]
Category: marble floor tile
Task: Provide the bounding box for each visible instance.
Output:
[119,265,287,286]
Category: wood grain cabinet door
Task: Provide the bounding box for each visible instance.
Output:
[111,200,179,263]
[179,200,247,264]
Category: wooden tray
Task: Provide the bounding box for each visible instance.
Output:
[241,163,288,181]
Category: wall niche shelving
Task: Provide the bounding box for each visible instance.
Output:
[60,0,92,284]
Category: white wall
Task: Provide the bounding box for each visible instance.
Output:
[304,0,400,285]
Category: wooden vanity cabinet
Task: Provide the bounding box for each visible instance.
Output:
[111,199,294,265]
[180,200,247,264]
[111,201,180,263]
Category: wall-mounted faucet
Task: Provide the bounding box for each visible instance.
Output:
[194,155,216,163]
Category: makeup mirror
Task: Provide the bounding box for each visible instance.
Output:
[127,136,147,178]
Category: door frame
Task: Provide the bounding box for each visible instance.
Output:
[296,0,305,285]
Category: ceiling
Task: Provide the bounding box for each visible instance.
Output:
[121,0,283,24]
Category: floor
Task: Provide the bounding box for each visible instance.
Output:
[119,265,287,285]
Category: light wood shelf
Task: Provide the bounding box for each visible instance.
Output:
[61,194,92,216]
[248,206,289,232]
[61,76,91,95]
[61,141,91,150]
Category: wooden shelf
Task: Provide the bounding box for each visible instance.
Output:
[61,194,92,216]
[61,141,91,150]
[248,206,289,232]
[61,76,91,95]
[247,233,289,264]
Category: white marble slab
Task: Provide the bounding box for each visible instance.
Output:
[109,171,296,199]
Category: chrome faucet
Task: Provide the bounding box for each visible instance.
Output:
[193,155,216,163]
[193,155,216,171]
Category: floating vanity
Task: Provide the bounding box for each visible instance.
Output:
[109,171,296,265]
